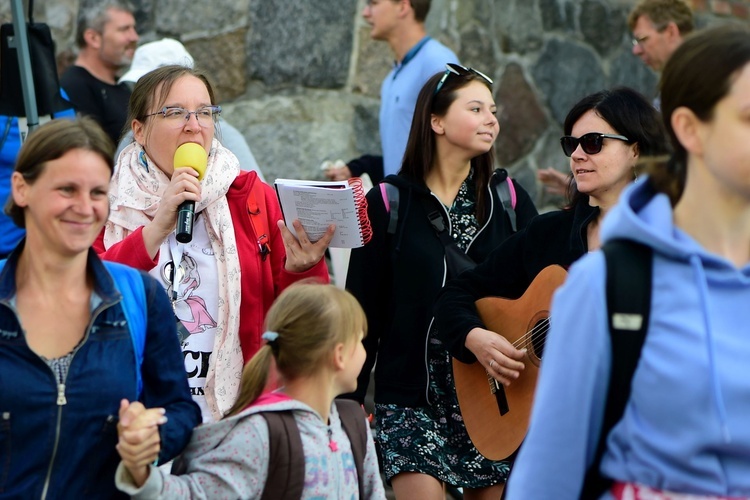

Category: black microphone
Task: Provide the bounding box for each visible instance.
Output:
[176,201,196,243]
[173,143,207,243]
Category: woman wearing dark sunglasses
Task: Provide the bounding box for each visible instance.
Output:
[345,64,538,498]
[433,86,668,476]
[507,25,750,499]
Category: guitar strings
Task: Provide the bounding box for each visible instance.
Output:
[510,317,550,354]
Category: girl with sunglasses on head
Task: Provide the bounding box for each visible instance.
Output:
[432,86,669,479]
[345,64,538,499]
[507,25,750,499]
[94,65,333,425]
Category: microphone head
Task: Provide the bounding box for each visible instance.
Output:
[173,143,208,180]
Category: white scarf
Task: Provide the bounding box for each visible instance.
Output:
[105,139,244,420]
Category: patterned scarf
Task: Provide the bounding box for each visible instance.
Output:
[104,139,244,420]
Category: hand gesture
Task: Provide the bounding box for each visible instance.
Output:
[321,160,352,181]
[116,399,168,487]
[142,167,202,258]
[537,167,569,196]
[278,219,335,273]
[465,327,526,386]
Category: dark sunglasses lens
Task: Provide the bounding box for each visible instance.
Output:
[561,137,577,157]
[579,134,604,155]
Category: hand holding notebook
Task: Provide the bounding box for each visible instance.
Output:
[274,178,373,248]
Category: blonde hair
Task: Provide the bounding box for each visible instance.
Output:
[226,283,367,417]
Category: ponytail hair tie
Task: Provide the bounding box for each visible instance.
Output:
[262,330,279,347]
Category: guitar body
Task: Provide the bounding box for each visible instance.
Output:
[452,265,567,460]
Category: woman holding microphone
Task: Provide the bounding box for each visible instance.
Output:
[95,65,333,423]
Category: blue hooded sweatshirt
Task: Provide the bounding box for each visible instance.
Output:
[506,179,750,498]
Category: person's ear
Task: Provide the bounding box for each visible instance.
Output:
[431,114,445,135]
[397,0,412,18]
[332,342,346,372]
[631,141,640,161]
[84,28,102,49]
[132,119,146,145]
[671,106,704,157]
[663,21,680,39]
[11,172,30,208]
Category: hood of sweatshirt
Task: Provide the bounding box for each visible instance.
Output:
[601,179,750,445]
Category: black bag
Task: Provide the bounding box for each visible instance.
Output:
[0,1,70,117]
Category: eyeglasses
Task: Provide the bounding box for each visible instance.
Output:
[631,24,667,47]
[631,34,651,47]
[145,106,221,128]
[560,132,630,157]
[434,63,493,95]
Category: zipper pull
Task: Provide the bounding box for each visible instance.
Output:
[56,383,67,406]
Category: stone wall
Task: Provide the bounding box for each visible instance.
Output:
[2,0,747,206]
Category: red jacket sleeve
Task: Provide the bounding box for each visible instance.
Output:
[93,226,160,271]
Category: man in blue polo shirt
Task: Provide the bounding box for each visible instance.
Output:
[324,0,458,183]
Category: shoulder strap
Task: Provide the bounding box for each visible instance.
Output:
[494,168,518,232]
[581,239,653,499]
[260,411,305,500]
[104,262,147,400]
[380,181,399,235]
[416,195,476,278]
[334,399,367,499]
[247,180,271,260]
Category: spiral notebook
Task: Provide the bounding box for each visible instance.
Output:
[274,177,373,248]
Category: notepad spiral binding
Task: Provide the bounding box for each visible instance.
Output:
[348,177,373,245]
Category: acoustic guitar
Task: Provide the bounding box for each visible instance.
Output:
[452,265,567,460]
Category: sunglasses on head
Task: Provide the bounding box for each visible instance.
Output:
[560,132,630,157]
[434,63,493,95]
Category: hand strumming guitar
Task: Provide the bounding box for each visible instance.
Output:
[465,327,526,386]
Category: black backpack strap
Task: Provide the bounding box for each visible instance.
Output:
[260,411,305,500]
[335,399,368,499]
[493,168,517,232]
[580,239,653,499]
[381,182,400,235]
[416,195,476,278]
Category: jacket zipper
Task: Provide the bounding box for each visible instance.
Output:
[39,302,110,500]
[423,186,496,404]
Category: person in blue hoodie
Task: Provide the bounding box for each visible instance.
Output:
[506,24,750,499]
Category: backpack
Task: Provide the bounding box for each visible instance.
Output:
[104,262,148,400]
[580,239,653,499]
[246,179,271,260]
[380,168,518,236]
[260,398,368,500]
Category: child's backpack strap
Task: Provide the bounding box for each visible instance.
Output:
[247,179,271,261]
[581,239,653,499]
[493,168,517,232]
[380,181,399,235]
[260,411,305,500]
[260,401,367,499]
[334,398,368,499]
[104,261,147,400]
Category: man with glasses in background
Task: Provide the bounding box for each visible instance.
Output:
[323,0,458,183]
[628,0,693,81]
[61,0,139,145]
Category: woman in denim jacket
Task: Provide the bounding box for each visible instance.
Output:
[0,118,199,499]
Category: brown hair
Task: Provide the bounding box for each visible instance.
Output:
[648,24,750,205]
[409,0,431,22]
[5,117,114,228]
[627,0,693,35]
[124,64,217,144]
[400,68,495,224]
[226,283,367,417]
